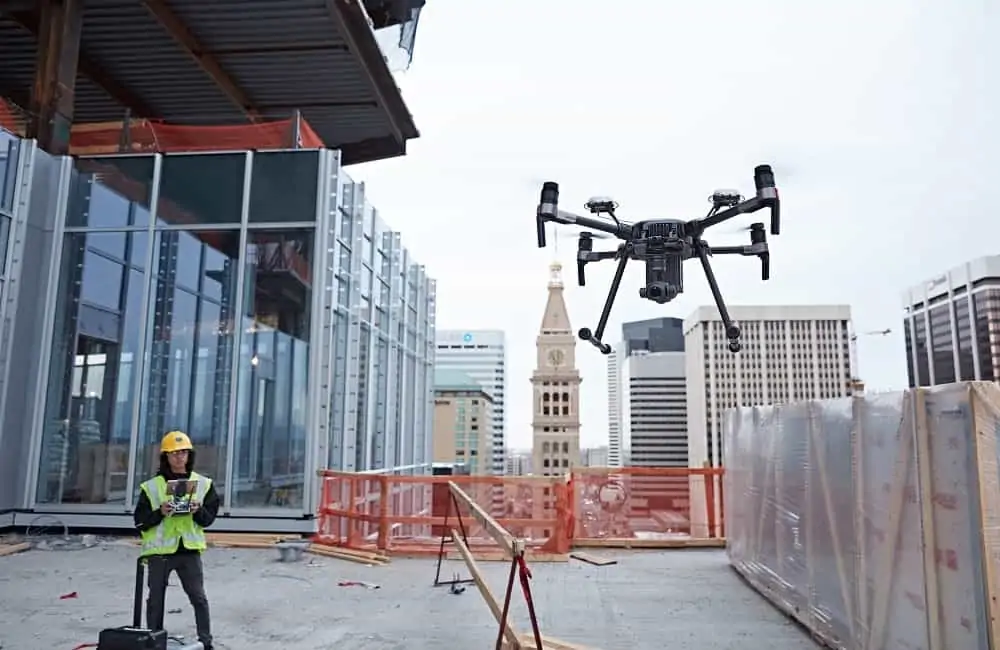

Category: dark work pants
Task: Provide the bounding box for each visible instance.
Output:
[146,552,212,647]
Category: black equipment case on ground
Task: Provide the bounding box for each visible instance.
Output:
[97,557,169,650]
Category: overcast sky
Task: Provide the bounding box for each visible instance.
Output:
[351,0,998,449]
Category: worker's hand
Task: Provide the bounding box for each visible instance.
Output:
[189,501,201,514]
[160,502,174,516]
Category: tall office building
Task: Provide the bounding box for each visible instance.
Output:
[431,370,493,475]
[504,449,532,476]
[902,255,1000,386]
[606,346,625,466]
[435,330,507,474]
[607,317,684,467]
[683,305,854,468]
[623,351,688,467]
[531,263,582,477]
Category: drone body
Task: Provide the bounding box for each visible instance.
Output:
[535,166,781,354]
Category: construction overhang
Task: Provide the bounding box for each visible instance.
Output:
[0,0,420,165]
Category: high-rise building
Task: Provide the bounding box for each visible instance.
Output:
[683,305,854,468]
[431,370,493,475]
[607,317,684,467]
[623,351,688,467]
[606,346,625,467]
[902,255,1000,386]
[0,142,436,530]
[434,330,507,474]
[531,263,582,477]
[580,446,610,467]
[504,449,532,476]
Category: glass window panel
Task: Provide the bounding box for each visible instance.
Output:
[0,214,10,274]
[132,230,241,502]
[0,134,19,215]
[248,151,319,223]
[68,157,155,228]
[158,153,245,225]
[36,232,148,504]
[233,228,313,507]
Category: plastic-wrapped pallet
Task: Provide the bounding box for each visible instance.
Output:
[725,382,1000,650]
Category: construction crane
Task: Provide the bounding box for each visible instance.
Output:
[849,328,891,393]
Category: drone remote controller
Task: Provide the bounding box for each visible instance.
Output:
[535,165,780,354]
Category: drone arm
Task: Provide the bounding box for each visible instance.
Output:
[691,165,781,235]
[693,196,766,231]
[707,242,770,281]
[576,249,618,286]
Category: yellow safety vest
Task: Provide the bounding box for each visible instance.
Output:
[139,472,211,558]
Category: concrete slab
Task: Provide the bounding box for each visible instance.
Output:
[0,541,819,649]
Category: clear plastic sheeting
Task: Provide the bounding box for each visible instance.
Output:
[725,382,1000,650]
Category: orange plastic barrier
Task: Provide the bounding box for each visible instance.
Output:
[315,467,725,555]
[0,97,324,153]
[315,471,572,557]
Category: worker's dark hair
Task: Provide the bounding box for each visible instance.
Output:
[157,449,196,477]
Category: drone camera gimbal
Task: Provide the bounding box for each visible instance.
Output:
[535,165,781,354]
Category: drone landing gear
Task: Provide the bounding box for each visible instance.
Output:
[693,240,742,352]
[578,245,630,355]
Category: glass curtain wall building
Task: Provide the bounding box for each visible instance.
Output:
[0,137,435,530]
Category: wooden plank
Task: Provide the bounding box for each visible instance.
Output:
[569,552,617,566]
[866,389,915,650]
[449,481,523,557]
[514,634,595,650]
[912,388,943,650]
[451,528,520,648]
[807,401,854,638]
[0,542,30,557]
[969,382,1000,650]
[307,545,389,566]
[572,538,725,549]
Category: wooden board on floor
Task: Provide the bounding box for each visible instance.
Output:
[0,542,30,557]
[569,552,617,566]
[451,527,520,648]
[572,538,725,549]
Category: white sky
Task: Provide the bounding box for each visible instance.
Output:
[350,0,998,449]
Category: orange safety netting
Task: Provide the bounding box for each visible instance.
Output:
[315,466,727,556]
[0,97,325,153]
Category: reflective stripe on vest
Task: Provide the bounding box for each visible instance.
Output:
[139,472,212,557]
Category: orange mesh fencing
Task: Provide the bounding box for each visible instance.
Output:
[315,467,725,556]
[316,471,572,559]
[0,97,324,153]
[570,466,725,546]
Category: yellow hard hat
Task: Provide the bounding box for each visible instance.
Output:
[161,431,193,454]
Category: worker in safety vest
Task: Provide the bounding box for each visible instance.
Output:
[133,431,220,650]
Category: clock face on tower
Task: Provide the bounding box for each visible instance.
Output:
[547,349,565,367]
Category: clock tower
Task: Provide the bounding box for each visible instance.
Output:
[531,262,582,476]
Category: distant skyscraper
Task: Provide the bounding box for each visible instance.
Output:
[580,446,610,467]
[435,330,506,474]
[683,305,854,468]
[504,449,532,476]
[902,255,1000,386]
[431,370,493,475]
[607,317,684,467]
[623,351,688,467]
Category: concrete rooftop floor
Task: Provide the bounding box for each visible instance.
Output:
[0,539,819,650]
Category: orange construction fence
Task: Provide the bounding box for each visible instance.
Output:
[315,466,726,556]
[0,97,324,154]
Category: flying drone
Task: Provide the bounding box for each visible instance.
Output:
[534,165,781,354]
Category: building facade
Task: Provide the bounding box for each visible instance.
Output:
[623,351,688,467]
[683,305,854,469]
[504,449,532,476]
[580,446,609,467]
[607,317,684,467]
[434,329,506,474]
[531,263,581,477]
[0,137,435,530]
[431,369,493,475]
[902,255,1000,387]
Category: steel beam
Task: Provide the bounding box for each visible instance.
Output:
[9,10,157,119]
[28,0,82,154]
[141,0,261,122]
